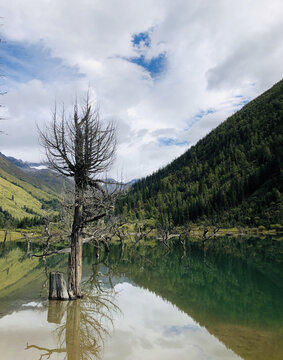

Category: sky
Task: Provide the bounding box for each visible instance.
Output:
[0,0,282,181]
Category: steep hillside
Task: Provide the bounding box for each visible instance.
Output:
[0,155,60,227]
[117,80,283,227]
[0,152,72,193]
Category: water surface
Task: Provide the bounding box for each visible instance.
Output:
[0,237,282,359]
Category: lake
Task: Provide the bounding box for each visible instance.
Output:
[0,236,282,359]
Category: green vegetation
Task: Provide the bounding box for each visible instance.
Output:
[0,230,25,241]
[0,154,60,227]
[116,80,283,227]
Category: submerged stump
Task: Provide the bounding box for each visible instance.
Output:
[49,272,69,300]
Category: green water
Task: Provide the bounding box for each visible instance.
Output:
[0,236,282,359]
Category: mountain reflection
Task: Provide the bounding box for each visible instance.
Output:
[1,237,283,360]
[26,268,118,360]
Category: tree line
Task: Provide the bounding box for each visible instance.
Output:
[116,80,283,228]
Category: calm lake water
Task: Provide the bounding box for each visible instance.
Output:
[0,237,282,360]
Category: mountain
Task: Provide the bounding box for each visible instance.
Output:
[0,152,44,169]
[0,154,61,227]
[0,152,72,193]
[21,167,73,193]
[116,80,283,227]
[0,153,137,195]
[102,178,139,193]
[0,152,137,228]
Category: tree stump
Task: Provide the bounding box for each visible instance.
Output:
[49,272,69,300]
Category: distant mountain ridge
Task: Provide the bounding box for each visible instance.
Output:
[0,152,45,169]
[117,79,283,227]
[0,151,138,227]
[0,154,61,226]
[0,152,138,193]
[0,152,73,194]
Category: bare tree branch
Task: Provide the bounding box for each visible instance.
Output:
[39,96,117,299]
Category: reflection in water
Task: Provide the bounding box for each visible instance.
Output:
[104,237,283,360]
[26,269,118,360]
[0,236,283,359]
[103,282,241,360]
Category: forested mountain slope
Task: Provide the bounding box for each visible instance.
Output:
[0,154,60,227]
[116,80,283,227]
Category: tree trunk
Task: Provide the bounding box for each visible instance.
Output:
[26,239,31,253]
[49,272,69,300]
[68,230,83,299]
[4,230,8,244]
[119,238,125,258]
[68,193,84,299]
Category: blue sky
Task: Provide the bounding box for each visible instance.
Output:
[127,52,167,78]
[132,31,151,47]
[0,0,282,179]
[1,30,166,86]
[128,31,167,78]
[158,137,189,147]
[0,41,82,85]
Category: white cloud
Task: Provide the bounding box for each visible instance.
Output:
[0,0,282,180]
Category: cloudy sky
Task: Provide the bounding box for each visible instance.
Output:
[0,0,282,180]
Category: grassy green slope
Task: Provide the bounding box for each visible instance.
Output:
[0,155,59,222]
[117,79,283,226]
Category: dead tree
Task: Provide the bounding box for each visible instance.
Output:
[43,220,53,251]
[201,224,220,260]
[133,222,153,244]
[40,97,116,299]
[3,230,8,244]
[113,222,127,251]
[156,219,174,249]
[107,215,128,252]
[178,224,192,256]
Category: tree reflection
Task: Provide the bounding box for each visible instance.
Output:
[26,267,119,360]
